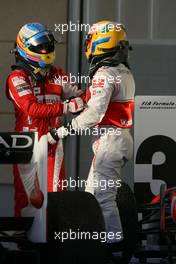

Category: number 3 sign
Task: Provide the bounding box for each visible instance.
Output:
[134,96,176,204]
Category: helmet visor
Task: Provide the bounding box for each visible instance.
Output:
[28,42,55,54]
[26,31,55,46]
[26,31,55,54]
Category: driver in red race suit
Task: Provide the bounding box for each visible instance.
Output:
[48,21,135,243]
[6,22,85,217]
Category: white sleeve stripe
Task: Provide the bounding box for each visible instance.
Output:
[9,89,21,109]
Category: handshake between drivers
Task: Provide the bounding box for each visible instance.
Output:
[63,97,84,115]
[47,96,85,144]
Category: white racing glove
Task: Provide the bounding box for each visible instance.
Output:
[63,97,84,114]
[47,126,69,144]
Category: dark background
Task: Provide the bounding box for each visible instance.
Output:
[1,0,176,215]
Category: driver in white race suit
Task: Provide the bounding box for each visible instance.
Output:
[48,21,135,243]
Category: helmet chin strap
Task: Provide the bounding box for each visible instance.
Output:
[32,65,50,77]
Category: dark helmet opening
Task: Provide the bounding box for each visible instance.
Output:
[28,42,55,54]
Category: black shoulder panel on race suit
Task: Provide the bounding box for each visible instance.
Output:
[11,59,44,82]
